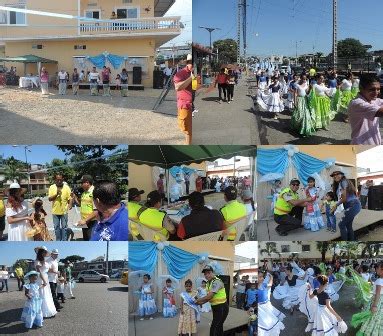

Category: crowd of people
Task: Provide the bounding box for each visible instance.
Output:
[270,169,361,240]
[254,66,383,145]
[214,67,240,104]
[2,173,128,242]
[128,182,255,241]
[256,257,383,336]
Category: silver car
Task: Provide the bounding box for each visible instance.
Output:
[77,270,110,283]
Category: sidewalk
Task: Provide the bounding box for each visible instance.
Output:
[193,79,259,144]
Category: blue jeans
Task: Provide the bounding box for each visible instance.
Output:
[326,212,337,231]
[53,214,68,241]
[248,321,257,336]
[338,199,361,241]
[1,279,8,291]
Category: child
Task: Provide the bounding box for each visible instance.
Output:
[245,283,257,310]
[248,307,257,336]
[138,274,157,321]
[178,279,199,336]
[303,177,325,232]
[115,74,121,91]
[197,280,211,312]
[271,180,282,213]
[308,275,347,335]
[29,199,51,241]
[57,276,65,304]
[355,261,383,335]
[21,271,44,329]
[322,191,337,233]
[162,278,177,318]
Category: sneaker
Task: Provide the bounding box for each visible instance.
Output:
[227,101,231,104]
[192,112,195,117]
[218,100,222,104]
[274,115,278,120]
[140,318,144,321]
[149,317,153,320]
[332,229,336,233]
[193,109,199,114]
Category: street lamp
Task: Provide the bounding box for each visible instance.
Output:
[12,145,31,198]
[295,40,302,66]
[199,26,221,62]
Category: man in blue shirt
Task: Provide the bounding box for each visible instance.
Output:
[245,283,257,309]
[91,181,128,241]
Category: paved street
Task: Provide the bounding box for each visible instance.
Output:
[193,79,260,144]
[0,278,128,335]
[271,283,361,336]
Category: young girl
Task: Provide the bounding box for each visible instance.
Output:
[115,74,121,91]
[322,191,337,233]
[178,279,199,336]
[247,307,257,336]
[271,180,282,214]
[21,271,44,329]
[303,177,325,232]
[28,199,51,241]
[197,280,211,312]
[308,275,347,335]
[356,262,383,335]
[138,274,157,320]
[163,278,177,318]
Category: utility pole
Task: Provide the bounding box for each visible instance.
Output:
[333,0,338,70]
[106,241,109,276]
[237,0,241,65]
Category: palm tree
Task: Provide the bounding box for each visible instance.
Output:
[260,242,281,262]
[2,156,28,184]
[339,242,360,262]
[316,242,337,262]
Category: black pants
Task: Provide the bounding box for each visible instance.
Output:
[217,83,227,101]
[227,84,234,100]
[16,276,24,291]
[210,303,229,336]
[192,90,196,110]
[185,181,190,195]
[82,220,97,241]
[274,206,304,234]
[57,293,65,303]
[49,282,61,309]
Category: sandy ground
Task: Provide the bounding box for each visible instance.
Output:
[0,86,184,144]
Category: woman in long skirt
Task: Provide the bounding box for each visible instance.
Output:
[291,74,316,136]
[40,68,49,95]
[310,75,333,130]
[256,77,284,120]
[338,72,354,122]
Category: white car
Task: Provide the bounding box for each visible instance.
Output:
[77,270,110,283]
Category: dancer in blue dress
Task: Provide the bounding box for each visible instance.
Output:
[138,274,157,320]
[197,280,211,313]
[21,271,44,329]
[162,278,177,318]
[303,177,325,232]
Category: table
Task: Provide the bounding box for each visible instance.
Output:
[19,76,40,88]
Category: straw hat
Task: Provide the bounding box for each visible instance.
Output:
[24,271,39,279]
[34,246,49,255]
[5,182,27,195]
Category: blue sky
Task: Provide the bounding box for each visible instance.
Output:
[163,0,192,46]
[0,145,128,165]
[0,242,128,266]
[193,0,383,57]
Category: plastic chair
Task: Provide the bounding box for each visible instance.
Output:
[129,219,168,242]
[184,230,222,241]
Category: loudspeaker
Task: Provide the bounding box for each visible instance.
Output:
[153,70,164,89]
[368,186,383,210]
[133,66,142,85]
[217,275,231,304]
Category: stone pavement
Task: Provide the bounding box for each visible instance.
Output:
[193,79,260,145]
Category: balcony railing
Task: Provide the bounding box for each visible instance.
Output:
[79,16,181,35]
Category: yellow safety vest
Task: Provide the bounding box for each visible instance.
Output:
[0,199,5,217]
[274,187,299,215]
[137,208,169,241]
[128,201,142,220]
[220,200,247,241]
[206,276,227,306]
[80,186,94,220]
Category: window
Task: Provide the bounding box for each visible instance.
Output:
[281,245,290,253]
[116,7,139,19]
[32,44,43,49]
[0,5,26,25]
[302,245,311,252]
[74,45,86,50]
[122,0,132,3]
[85,10,100,19]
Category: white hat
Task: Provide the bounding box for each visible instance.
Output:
[34,246,49,254]
[9,182,21,189]
[186,54,192,61]
[51,249,59,255]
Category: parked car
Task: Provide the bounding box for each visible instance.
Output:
[77,270,109,283]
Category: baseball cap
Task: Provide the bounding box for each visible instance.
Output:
[224,186,237,199]
[330,170,345,177]
[201,265,214,273]
[128,188,145,201]
[290,178,300,185]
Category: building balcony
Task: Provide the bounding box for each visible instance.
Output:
[79,16,181,36]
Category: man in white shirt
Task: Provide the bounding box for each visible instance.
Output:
[47,249,63,310]
[163,65,172,88]
[89,67,100,96]
[58,69,68,95]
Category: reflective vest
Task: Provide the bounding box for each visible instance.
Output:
[137,207,169,241]
[128,201,142,220]
[274,187,299,215]
[220,200,246,241]
[80,186,94,220]
[206,276,227,306]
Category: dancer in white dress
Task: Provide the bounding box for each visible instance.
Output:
[256,77,284,120]
[34,246,57,318]
[5,183,32,241]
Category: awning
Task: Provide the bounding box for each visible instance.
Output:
[128,145,257,169]
[0,54,58,64]
[154,0,176,17]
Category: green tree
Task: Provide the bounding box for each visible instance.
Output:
[316,242,337,262]
[2,156,28,183]
[337,38,367,59]
[57,146,118,158]
[260,242,281,262]
[12,259,30,273]
[339,242,360,262]
[213,39,238,64]
[45,158,76,184]
[59,255,85,264]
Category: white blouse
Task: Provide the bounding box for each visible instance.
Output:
[296,82,308,97]
[314,83,329,97]
[340,79,352,91]
[373,278,383,295]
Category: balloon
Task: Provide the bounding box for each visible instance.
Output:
[163,241,170,246]
[293,146,299,153]
[198,256,206,264]
[157,242,164,250]
[287,149,294,157]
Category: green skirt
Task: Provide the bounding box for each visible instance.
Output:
[352,87,359,98]
[339,90,354,114]
[331,89,340,112]
[358,299,383,336]
[313,95,331,129]
[291,96,316,136]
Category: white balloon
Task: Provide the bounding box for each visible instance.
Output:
[287,149,294,157]
[157,242,164,250]
[163,241,170,246]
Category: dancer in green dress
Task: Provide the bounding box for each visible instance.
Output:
[338,72,354,122]
[310,74,333,130]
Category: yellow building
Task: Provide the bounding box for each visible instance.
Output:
[0,0,181,87]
